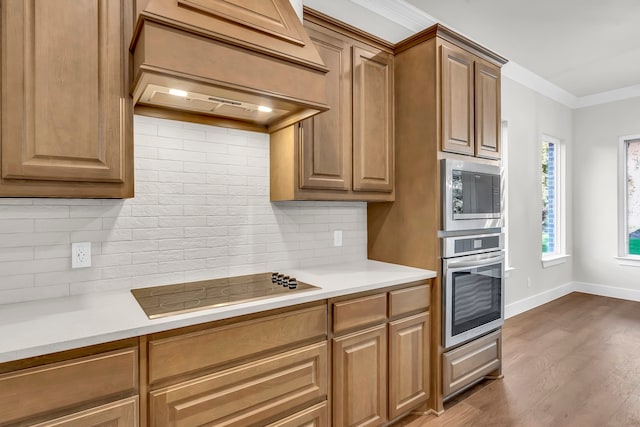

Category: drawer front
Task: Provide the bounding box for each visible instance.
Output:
[0,347,138,425]
[265,402,328,427]
[388,283,430,318]
[31,396,138,427]
[150,342,328,427]
[149,304,327,384]
[443,330,501,397]
[333,293,387,334]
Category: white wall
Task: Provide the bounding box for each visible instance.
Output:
[0,116,368,305]
[502,77,574,305]
[573,97,640,289]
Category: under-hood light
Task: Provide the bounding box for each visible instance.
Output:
[258,105,273,113]
[169,88,188,97]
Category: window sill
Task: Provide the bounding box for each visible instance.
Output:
[505,266,516,278]
[615,257,640,267]
[541,254,571,268]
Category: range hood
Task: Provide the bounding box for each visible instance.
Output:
[130,0,329,132]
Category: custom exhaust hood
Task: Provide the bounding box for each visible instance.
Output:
[130,0,329,132]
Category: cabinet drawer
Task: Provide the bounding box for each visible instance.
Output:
[31,396,138,427]
[389,283,430,318]
[150,342,328,427]
[0,347,138,425]
[443,330,501,397]
[149,304,327,384]
[333,293,387,334]
[265,402,328,427]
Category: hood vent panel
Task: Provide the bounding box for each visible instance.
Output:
[131,0,329,133]
[177,0,306,46]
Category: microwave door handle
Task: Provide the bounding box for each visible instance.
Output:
[447,254,504,269]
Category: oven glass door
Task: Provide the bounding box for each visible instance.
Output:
[444,252,504,348]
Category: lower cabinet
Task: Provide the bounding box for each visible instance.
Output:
[388,312,430,420]
[146,302,329,427]
[265,402,328,427]
[442,329,502,397]
[333,324,388,427]
[0,343,139,426]
[32,397,138,427]
[330,281,431,427]
[149,342,328,427]
[0,281,433,427]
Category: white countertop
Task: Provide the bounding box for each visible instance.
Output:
[0,260,436,363]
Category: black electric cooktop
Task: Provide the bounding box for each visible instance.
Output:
[131,272,319,319]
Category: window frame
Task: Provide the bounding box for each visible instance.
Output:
[541,134,568,267]
[617,134,640,264]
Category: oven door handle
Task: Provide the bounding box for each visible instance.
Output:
[446,254,504,269]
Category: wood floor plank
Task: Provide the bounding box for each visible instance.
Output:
[393,292,640,427]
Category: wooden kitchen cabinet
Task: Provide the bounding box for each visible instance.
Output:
[149,342,327,427]
[388,313,430,420]
[442,329,501,398]
[146,302,329,427]
[330,281,431,427]
[0,0,134,198]
[333,324,388,427]
[441,42,501,159]
[368,27,506,411]
[270,8,394,201]
[0,340,139,426]
[31,397,138,427]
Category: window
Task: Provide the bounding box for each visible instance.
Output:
[541,134,568,266]
[619,135,640,260]
[541,135,559,254]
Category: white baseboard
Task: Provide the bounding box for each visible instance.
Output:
[505,281,640,319]
[505,282,574,319]
[573,281,640,302]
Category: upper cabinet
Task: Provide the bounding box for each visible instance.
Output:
[0,0,134,198]
[440,41,502,160]
[270,8,394,202]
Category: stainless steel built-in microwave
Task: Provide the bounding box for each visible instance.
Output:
[441,158,502,232]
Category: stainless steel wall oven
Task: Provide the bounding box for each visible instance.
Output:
[442,232,505,348]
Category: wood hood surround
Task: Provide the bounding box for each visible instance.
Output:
[130,0,330,133]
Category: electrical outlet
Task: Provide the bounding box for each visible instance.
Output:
[527,277,532,289]
[72,242,92,268]
[333,230,343,247]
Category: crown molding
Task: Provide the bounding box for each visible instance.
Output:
[349,0,436,32]
[336,0,640,109]
[501,61,577,108]
[573,84,640,109]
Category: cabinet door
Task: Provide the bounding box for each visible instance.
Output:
[333,324,387,427]
[388,312,430,420]
[475,61,501,159]
[1,0,132,193]
[441,44,475,156]
[352,46,393,193]
[31,397,138,427]
[299,26,352,191]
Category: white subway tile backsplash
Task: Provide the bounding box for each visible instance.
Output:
[0,274,35,290]
[0,116,368,304]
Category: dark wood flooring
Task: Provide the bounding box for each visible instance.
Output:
[396,292,640,427]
